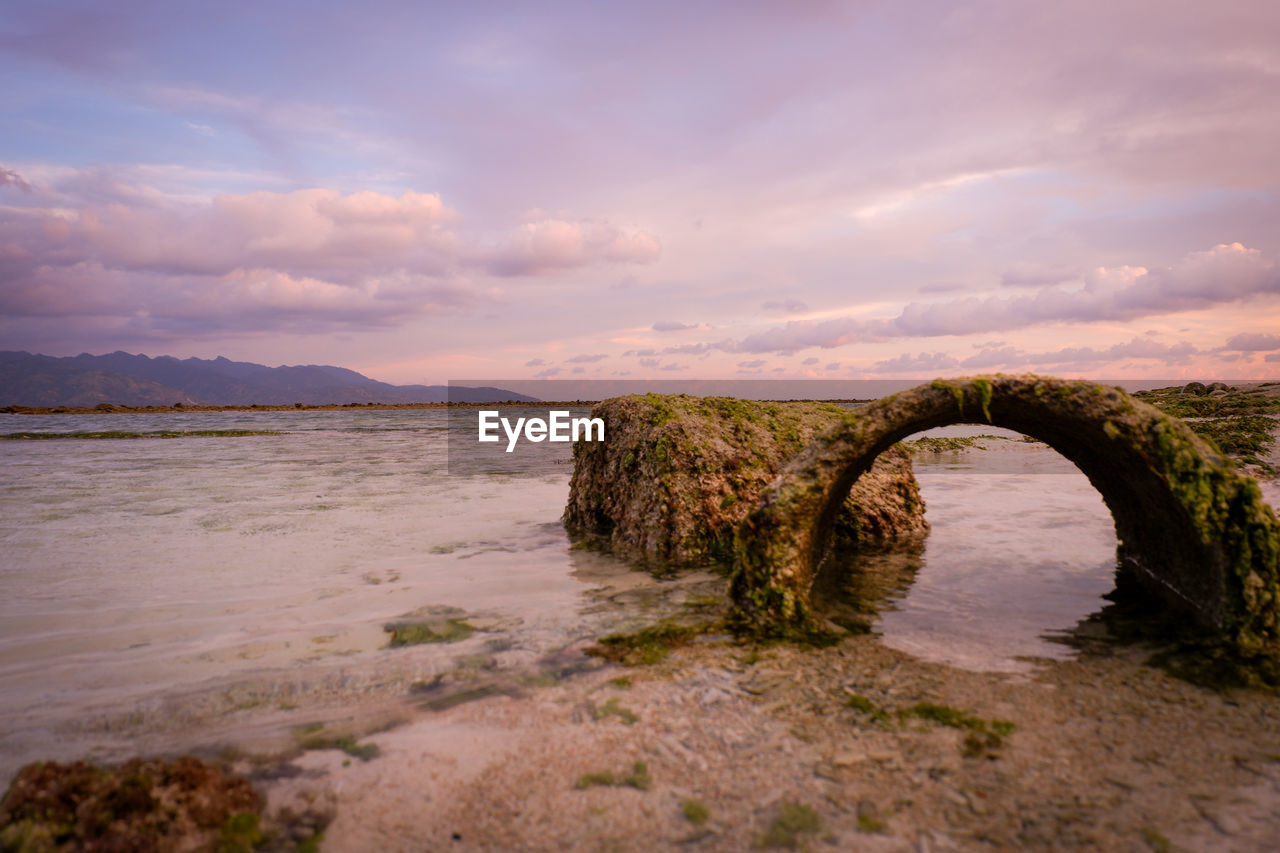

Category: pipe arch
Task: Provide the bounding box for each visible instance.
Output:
[729,376,1280,658]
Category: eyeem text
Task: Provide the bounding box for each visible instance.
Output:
[477,410,605,452]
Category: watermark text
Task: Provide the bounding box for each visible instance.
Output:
[477,410,605,452]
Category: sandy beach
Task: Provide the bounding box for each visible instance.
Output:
[243,625,1280,852]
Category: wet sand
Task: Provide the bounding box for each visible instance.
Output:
[246,630,1280,852]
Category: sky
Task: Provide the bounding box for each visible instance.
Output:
[1,0,1279,384]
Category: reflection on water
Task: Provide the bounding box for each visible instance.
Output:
[818,426,1122,673]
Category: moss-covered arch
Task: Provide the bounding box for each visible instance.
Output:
[730,375,1280,660]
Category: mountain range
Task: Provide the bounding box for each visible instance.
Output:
[0,351,535,406]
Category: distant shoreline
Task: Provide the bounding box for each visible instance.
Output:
[1,401,571,414]
[0,399,876,415]
[5,380,1278,415]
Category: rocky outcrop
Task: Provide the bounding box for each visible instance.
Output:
[0,756,263,851]
[564,394,927,568]
[730,375,1280,673]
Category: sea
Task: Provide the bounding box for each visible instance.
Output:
[1,405,1276,785]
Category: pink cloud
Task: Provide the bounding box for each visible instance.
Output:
[0,169,660,337]
[486,218,659,276]
[0,166,32,192]
[731,316,882,354]
[872,352,960,373]
[1222,332,1280,352]
[661,342,711,355]
[960,338,1200,370]
[717,244,1280,355]
[761,299,808,314]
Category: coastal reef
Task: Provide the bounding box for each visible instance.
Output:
[563,394,928,568]
[1135,381,1280,474]
[730,375,1280,678]
[0,756,264,852]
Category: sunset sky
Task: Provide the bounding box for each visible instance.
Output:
[2,1,1279,384]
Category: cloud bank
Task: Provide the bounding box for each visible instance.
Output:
[726,244,1279,354]
[0,167,659,336]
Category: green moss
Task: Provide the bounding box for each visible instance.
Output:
[574,761,650,791]
[295,727,381,761]
[1131,410,1280,665]
[972,377,993,422]
[1184,416,1276,469]
[902,702,987,730]
[1145,642,1280,694]
[218,812,262,852]
[297,833,325,853]
[591,697,639,725]
[622,761,652,790]
[902,703,1016,757]
[845,693,889,722]
[587,621,706,665]
[931,379,966,417]
[682,799,711,824]
[961,730,1007,758]
[384,618,474,647]
[856,813,887,833]
[758,801,822,849]
[1135,386,1280,419]
[900,435,986,453]
[1141,826,1171,852]
[639,393,678,426]
[681,593,723,610]
[574,771,615,789]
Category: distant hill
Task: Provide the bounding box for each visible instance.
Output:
[0,351,537,406]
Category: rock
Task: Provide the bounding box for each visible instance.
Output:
[0,756,262,852]
[564,394,927,568]
[1182,381,1209,396]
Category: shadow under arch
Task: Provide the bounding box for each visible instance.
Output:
[729,375,1280,660]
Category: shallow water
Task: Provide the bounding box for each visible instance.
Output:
[873,426,1119,672]
[0,411,1274,780]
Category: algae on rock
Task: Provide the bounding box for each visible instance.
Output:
[0,756,263,852]
[728,375,1280,680]
[563,394,928,569]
